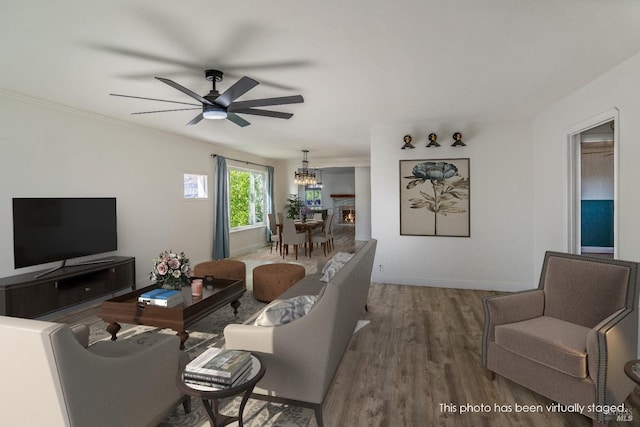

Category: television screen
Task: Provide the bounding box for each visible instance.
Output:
[12,198,117,269]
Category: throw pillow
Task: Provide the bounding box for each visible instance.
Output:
[320,252,354,282]
[254,295,318,326]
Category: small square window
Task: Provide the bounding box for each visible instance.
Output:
[184,173,208,199]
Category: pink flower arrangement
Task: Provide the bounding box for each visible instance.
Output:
[150,250,192,289]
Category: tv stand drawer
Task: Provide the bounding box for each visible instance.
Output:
[56,271,111,308]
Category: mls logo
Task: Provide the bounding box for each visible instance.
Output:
[616,409,633,422]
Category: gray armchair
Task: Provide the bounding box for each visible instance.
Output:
[483,251,639,426]
[0,315,189,427]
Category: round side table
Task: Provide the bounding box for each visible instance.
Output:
[177,352,266,427]
[624,359,640,385]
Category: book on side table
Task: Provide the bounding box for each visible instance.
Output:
[184,347,252,389]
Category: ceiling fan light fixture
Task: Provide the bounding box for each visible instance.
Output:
[202,107,227,120]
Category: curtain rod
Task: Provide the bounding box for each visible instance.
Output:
[211,154,271,169]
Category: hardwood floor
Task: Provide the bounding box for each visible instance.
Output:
[236,227,640,426]
[326,285,593,427]
[54,225,640,426]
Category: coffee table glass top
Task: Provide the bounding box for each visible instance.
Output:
[102,278,241,307]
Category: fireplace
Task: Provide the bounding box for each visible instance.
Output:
[339,206,356,224]
[331,194,356,226]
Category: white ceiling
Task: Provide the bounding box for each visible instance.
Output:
[3,1,640,162]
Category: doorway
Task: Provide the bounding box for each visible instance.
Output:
[567,111,618,258]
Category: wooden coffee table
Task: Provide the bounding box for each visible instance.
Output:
[98,278,245,350]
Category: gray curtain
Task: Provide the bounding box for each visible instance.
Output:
[266,166,275,240]
[213,156,230,259]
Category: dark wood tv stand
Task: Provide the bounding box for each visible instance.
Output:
[0,256,135,318]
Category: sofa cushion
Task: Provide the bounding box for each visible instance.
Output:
[320,252,354,282]
[254,295,318,326]
[494,316,590,378]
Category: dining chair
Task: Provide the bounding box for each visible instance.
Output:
[325,213,335,252]
[267,213,280,254]
[281,218,307,260]
[311,219,332,256]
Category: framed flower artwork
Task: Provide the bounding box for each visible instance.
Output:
[400,158,470,237]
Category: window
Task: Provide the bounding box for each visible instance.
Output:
[184,173,208,199]
[305,188,322,206]
[229,167,266,229]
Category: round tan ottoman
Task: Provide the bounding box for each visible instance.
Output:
[252,263,306,302]
[193,260,246,287]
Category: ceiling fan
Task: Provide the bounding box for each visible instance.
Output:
[110,69,304,127]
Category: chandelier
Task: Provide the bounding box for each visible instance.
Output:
[308,168,323,189]
[293,150,317,185]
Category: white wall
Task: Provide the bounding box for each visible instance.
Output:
[0,92,274,284]
[355,166,371,240]
[532,51,640,274]
[320,168,355,203]
[370,123,534,291]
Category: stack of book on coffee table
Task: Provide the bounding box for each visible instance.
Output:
[183,347,252,390]
[138,288,183,307]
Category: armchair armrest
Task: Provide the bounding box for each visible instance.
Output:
[482,289,544,369]
[483,289,544,342]
[224,323,276,353]
[586,308,635,387]
[70,324,90,348]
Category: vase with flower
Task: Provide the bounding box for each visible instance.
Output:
[150,250,192,290]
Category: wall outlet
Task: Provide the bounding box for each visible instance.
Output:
[378,264,384,272]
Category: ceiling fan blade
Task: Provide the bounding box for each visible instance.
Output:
[117,70,301,91]
[228,95,304,111]
[226,113,251,127]
[187,113,204,126]
[88,44,202,69]
[131,108,201,115]
[214,76,259,107]
[155,77,213,106]
[110,93,200,106]
[225,60,311,71]
[232,108,293,119]
[88,41,308,89]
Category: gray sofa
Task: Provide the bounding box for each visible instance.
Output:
[0,315,189,427]
[224,239,377,427]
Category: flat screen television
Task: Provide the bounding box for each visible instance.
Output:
[12,197,118,270]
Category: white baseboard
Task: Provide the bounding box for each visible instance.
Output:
[230,242,270,258]
[370,273,531,292]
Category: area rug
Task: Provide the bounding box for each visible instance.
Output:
[88,292,315,427]
[88,291,371,426]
